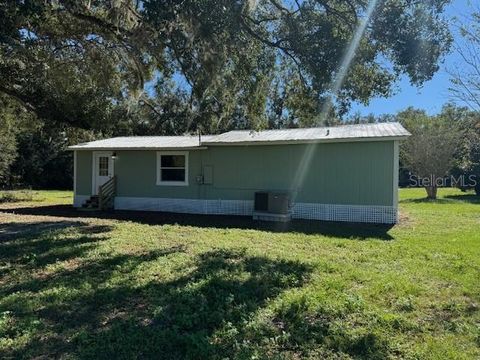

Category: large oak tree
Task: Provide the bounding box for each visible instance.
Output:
[0,0,451,133]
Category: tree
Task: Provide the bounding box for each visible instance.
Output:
[465,122,480,195]
[8,121,96,189]
[0,0,455,190]
[0,94,38,187]
[445,105,480,195]
[0,105,17,185]
[398,107,463,199]
[449,6,480,111]
[0,0,452,133]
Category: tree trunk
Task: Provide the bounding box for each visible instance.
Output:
[425,186,438,199]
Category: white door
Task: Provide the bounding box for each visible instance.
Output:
[93,152,113,195]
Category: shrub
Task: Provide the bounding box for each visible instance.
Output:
[0,190,35,203]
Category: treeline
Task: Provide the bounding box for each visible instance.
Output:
[1,99,478,195]
[0,0,453,189]
[0,104,82,189]
[0,1,475,193]
[354,105,480,197]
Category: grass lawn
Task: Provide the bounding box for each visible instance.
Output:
[0,188,479,359]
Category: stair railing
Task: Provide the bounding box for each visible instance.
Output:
[98,176,116,210]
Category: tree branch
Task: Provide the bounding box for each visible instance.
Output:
[240,15,307,86]
[0,85,36,113]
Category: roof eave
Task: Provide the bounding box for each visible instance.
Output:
[67,146,208,151]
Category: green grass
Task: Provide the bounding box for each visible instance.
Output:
[0,190,72,205]
[0,188,479,359]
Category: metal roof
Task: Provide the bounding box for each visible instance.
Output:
[202,122,410,145]
[69,123,409,150]
[68,135,215,150]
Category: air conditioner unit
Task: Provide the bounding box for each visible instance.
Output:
[254,192,269,212]
[268,192,290,214]
[254,191,290,214]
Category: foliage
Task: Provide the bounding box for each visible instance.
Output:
[449,5,480,111]
[266,60,338,128]
[0,0,452,132]
[440,105,480,194]
[0,190,35,203]
[465,125,480,195]
[0,0,149,131]
[0,0,455,190]
[11,127,70,189]
[3,119,96,189]
[398,107,464,199]
[0,119,16,186]
[0,188,479,359]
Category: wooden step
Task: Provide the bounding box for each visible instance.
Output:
[81,195,100,210]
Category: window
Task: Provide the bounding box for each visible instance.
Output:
[98,156,109,176]
[157,151,188,186]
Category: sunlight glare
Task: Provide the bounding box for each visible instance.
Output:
[290,0,380,203]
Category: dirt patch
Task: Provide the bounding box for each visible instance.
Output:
[396,210,413,227]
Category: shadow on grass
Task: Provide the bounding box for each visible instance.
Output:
[399,198,452,204]
[400,193,480,204]
[444,193,480,204]
[2,205,394,240]
[266,296,394,359]
[0,221,113,280]
[0,220,112,241]
[0,221,401,359]
[1,241,316,359]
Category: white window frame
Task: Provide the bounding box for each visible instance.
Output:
[156,151,189,186]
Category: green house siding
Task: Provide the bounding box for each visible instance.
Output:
[114,150,203,199]
[75,151,92,195]
[201,142,394,206]
[75,140,395,206]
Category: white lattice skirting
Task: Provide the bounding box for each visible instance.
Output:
[113,197,397,224]
[115,197,254,216]
[291,203,397,224]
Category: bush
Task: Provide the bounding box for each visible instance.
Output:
[0,190,35,203]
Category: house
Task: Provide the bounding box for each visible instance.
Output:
[68,122,410,224]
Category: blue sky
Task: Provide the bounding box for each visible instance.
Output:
[349,0,472,116]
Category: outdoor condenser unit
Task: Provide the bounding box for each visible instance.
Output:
[254,191,290,214]
[254,191,269,212]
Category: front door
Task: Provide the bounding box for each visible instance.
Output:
[93,152,113,195]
